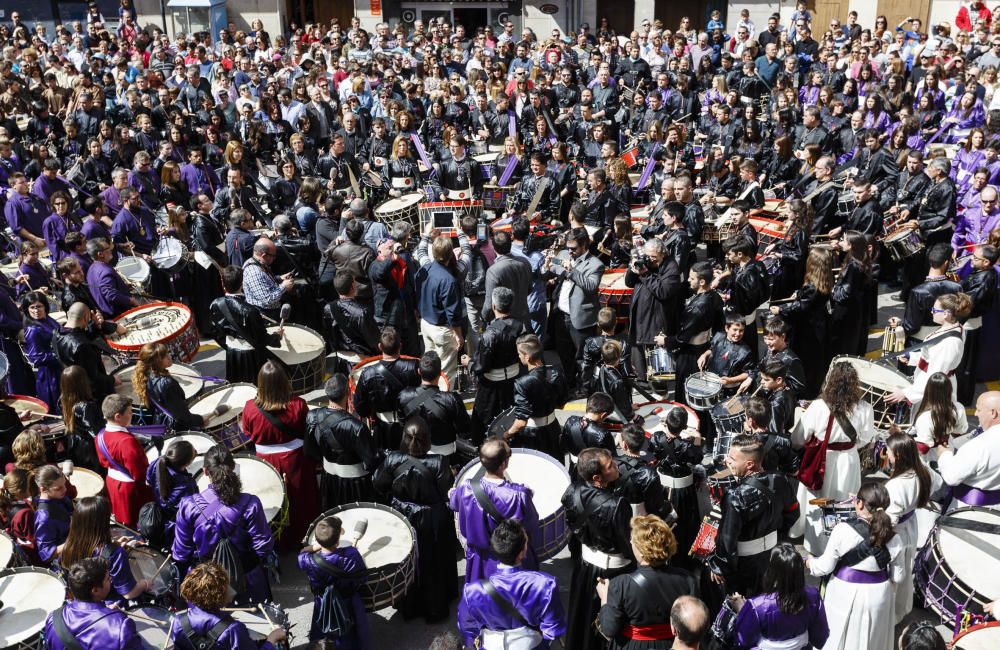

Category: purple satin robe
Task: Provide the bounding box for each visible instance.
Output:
[457,565,567,647]
[35,496,73,564]
[127,168,161,201]
[146,458,198,542]
[952,149,987,194]
[100,186,124,217]
[171,486,275,603]
[31,174,72,205]
[952,208,1000,252]
[72,251,94,275]
[732,586,829,650]
[168,604,278,650]
[297,546,370,646]
[98,542,138,601]
[4,191,47,239]
[450,479,543,582]
[0,283,34,395]
[111,206,158,255]
[86,260,133,317]
[23,317,62,412]
[43,212,82,263]
[43,599,140,650]
[17,261,52,296]
[180,162,220,198]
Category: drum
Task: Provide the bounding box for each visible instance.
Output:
[647,347,675,383]
[830,356,912,430]
[107,302,201,364]
[267,324,326,393]
[418,201,483,236]
[884,228,925,262]
[187,383,256,450]
[684,372,725,411]
[0,566,67,650]
[0,530,18,569]
[231,603,289,641]
[952,621,1000,649]
[598,269,632,327]
[709,395,748,465]
[836,190,856,216]
[482,184,516,214]
[349,356,448,412]
[374,193,423,231]
[115,256,151,291]
[690,505,722,560]
[126,604,173,650]
[113,361,203,425]
[474,152,499,180]
[749,216,787,250]
[486,406,518,438]
[1,395,48,424]
[196,454,289,538]
[915,507,1000,625]
[761,256,781,277]
[707,469,740,505]
[151,236,188,274]
[146,431,217,475]
[71,468,105,500]
[949,253,974,281]
[634,400,701,433]
[456,448,572,561]
[859,434,890,474]
[620,146,640,168]
[810,498,857,534]
[126,546,178,602]
[304,502,418,612]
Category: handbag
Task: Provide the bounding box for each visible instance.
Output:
[798,414,834,491]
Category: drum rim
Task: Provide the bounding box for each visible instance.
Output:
[634,400,701,431]
[2,394,49,414]
[193,453,285,523]
[0,565,67,642]
[377,194,424,211]
[106,301,196,352]
[188,382,258,414]
[931,506,1000,591]
[952,621,1000,645]
[830,355,912,389]
[455,447,572,493]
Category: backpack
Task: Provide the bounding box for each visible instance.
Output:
[137,500,168,549]
[311,552,357,639]
[178,611,232,650]
[194,495,246,596]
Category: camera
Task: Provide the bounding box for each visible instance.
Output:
[634,253,650,269]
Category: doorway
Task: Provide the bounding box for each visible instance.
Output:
[453,7,489,31]
[596,0,635,36]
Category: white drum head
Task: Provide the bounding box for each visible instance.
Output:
[115,256,150,282]
[953,623,1000,649]
[831,356,911,391]
[115,362,203,402]
[937,508,1000,599]
[309,506,414,569]
[599,271,630,291]
[634,401,700,432]
[457,449,570,519]
[110,303,193,347]
[474,153,499,163]
[196,456,284,523]
[267,325,325,365]
[127,605,172,650]
[231,609,272,641]
[153,236,185,257]
[0,568,66,647]
[0,531,13,568]
[72,468,104,500]
[146,432,217,474]
[127,547,173,594]
[189,383,257,429]
[2,397,48,422]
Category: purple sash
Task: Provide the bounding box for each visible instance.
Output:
[899,510,916,524]
[954,483,1000,506]
[498,156,519,186]
[834,566,888,584]
[634,143,660,195]
[96,430,134,481]
[507,110,517,138]
[408,133,433,173]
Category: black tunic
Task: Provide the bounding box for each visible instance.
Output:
[304,407,378,510]
[598,565,699,649]
[208,294,282,384]
[511,365,569,458]
[778,283,830,398]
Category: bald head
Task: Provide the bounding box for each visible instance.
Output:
[253,237,276,262]
[976,391,1000,429]
[670,596,710,647]
[981,186,998,204]
[66,302,91,327]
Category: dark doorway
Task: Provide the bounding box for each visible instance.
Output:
[655,0,720,31]
[596,0,635,36]
[454,7,489,31]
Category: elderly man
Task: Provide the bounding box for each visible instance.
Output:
[100,168,130,217]
[212,167,265,225]
[953,185,1000,254]
[937,391,1000,510]
[341,198,388,251]
[416,235,468,386]
[626,237,683,379]
[243,238,295,319]
[53,302,121,400]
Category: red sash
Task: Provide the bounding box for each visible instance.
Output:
[621,623,675,640]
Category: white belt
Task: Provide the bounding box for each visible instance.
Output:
[966,316,983,330]
[758,631,809,650]
[526,413,555,428]
[376,410,398,423]
[659,473,694,489]
[431,441,457,456]
[255,439,304,454]
[581,543,631,569]
[373,156,386,167]
[484,362,521,381]
[743,312,756,326]
[480,626,543,650]
[690,330,711,346]
[107,467,134,483]
[737,530,778,556]
[226,336,254,351]
[631,502,648,517]
[322,460,368,478]
[913,325,937,342]
[567,452,579,465]
[446,188,473,200]
[391,176,413,189]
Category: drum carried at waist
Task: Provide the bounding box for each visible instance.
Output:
[115,256,152,294]
[830,356,912,430]
[187,382,256,450]
[598,269,632,327]
[195,454,289,538]
[151,237,189,275]
[685,372,725,411]
[267,325,326,393]
[106,302,200,364]
[374,193,423,232]
[884,228,925,262]
[482,184,517,214]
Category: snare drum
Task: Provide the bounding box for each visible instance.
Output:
[114,361,204,425]
[304,502,417,612]
[146,431,217,475]
[598,270,632,327]
[107,302,201,364]
[634,401,700,433]
[830,356,912,430]
[482,184,517,214]
[126,604,173,650]
[231,603,289,641]
[474,153,499,180]
[126,546,179,602]
[70,468,105,500]
[620,146,640,168]
[952,621,1000,649]
[151,236,189,274]
[811,498,857,534]
[268,325,326,393]
[710,395,748,465]
[647,347,675,386]
[115,256,151,291]
[690,506,722,561]
[456,448,572,561]
[196,454,289,538]
[884,228,925,262]
[684,372,725,411]
[836,190,856,216]
[1,395,48,424]
[915,506,1000,624]
[374,193,423,231]
[707,469,740,505]
[749,216,787,249]
[187,383,256,450]
[0,566,67,650]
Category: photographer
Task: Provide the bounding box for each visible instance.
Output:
[625,238,683,381]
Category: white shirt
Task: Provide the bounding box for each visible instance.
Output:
[792,399,876,449]
[904,326,965,403]
[937,424,1000,490]
[909,402,968,455]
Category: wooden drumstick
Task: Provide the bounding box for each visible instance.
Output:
[152,552,172,580]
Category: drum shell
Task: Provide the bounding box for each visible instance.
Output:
[884,228,925,262]
[268,324,326,394]
[829,356,912,431]
[951,621,1000,649]
[187,382,256,450]
[106,302,200,364]
[152,237,189,274]
[0,566,67,649]
[597,269,632,328]
[684,372,725,411]
[709,396,748,464]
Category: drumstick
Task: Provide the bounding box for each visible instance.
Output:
[159,617,173,650]
[126,610,166,625]
[221,606,259,612]
[258,603,279,632]
[152,552,172,580]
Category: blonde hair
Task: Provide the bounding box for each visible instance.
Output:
[630,515,678,565]
[134,343,170,407]
[13,429,47,471]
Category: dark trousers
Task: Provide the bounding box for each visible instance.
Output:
[551,309,594,388]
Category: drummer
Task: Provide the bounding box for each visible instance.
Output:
[111,187,159,256]
[509,153,561,222]
[84,238,139,318]
[210,265,285,385]
[697,313,754,398]
[491,136,526,188]
[435,135,485,200]
[94,394,154,528]
[34,464,75,566]
[43,557,141,650]
[382,135,421,197]
[133,343,216,431]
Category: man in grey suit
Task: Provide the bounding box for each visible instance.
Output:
[544,227,605,392]
[481,231,533,323]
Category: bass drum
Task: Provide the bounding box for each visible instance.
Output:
[486,406,518,439]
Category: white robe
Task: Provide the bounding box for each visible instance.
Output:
[909,403,969,459]
[792,399,876,554]
[885,471,940,623]
[809,523,904,650]
[903,326,965,405]
[936,423,1000,511]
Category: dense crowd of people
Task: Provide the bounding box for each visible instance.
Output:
[2,2,1000,649]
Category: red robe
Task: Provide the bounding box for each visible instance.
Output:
[95,429,153,527]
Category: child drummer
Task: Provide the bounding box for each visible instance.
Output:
[696,313,753,399]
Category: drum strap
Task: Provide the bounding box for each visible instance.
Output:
[833,412,858,445]
[52,606,98,650]
[470,476,507,526]
[178,612,233,650]
[402,387,448,424]
[836,519,891,570]
[936,516,1000,535]
[251,401,298,440]
[480,578,533,629]
[216,299,291,375]
[396,458,443,500]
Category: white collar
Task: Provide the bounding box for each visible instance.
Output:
[105,423,129,433]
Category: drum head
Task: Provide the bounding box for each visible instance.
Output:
[147,432,217,473]
[116,256,151,282]
[307,503,415,569]
[830,356,910,391]
[72,468,105,500]
[0,567,66,647]
[196,455,284,523]
[936,508,1000,598]
[953,622,1000,649]
[188,383,257,429]
[1,395,48,423]
[127,604,172,650]
[685,373,724,397]
[267,325,325,365]
[108,303,194,348]
[127,547,174,596]
[377,196,413,213]
[599,270,630,292]
[634,401,700,433]
[456,449,571,519]
[0,531,13,568]
[115,362,203,402]
[486,406,518,439]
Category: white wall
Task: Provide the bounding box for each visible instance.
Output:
[929,0,962,30]
[354,0,382,31]
[729,0,782,32]
[524,0,569,35]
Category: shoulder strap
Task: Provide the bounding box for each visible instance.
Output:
[833,411,858,444]
[252,401,296,439]
[96,431,134,480]
[470,478,507,526]
[370,360,405,394]
[52,607,85,650]
[396,456,437,484]
[480,578,531,628]
[403,387,448,422]
[630,569,674,610]
[179,611,233,650]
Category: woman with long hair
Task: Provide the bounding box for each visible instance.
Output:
[906,372,968,458]
[863,94,891,132]
[158,161,191,208]
[81,137,113,192]
[267,157,300,215]
[606,159,633,210]
[885,433,937,623]
[16,241,53,296]
[172,445,275,604]
[767,199,811,300]
[829,231,872,357]
[772,247,834,398]
[33,464,73,566]
[732,544,829,649]
[133,343,210,430]
[145,439,197,547]
[240,361,317,547]
[596,515,697,647]
[762,136,799,198]
[952,128,988,195]
[792,361,876,554]
[491,135,525,187]
[20,291,62,411]
[0,468,40,564]
[373,416,457,621]
[808,483,903,650]
[945,91,986,145]
[61,496,150,600]
[383,136,421,197]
